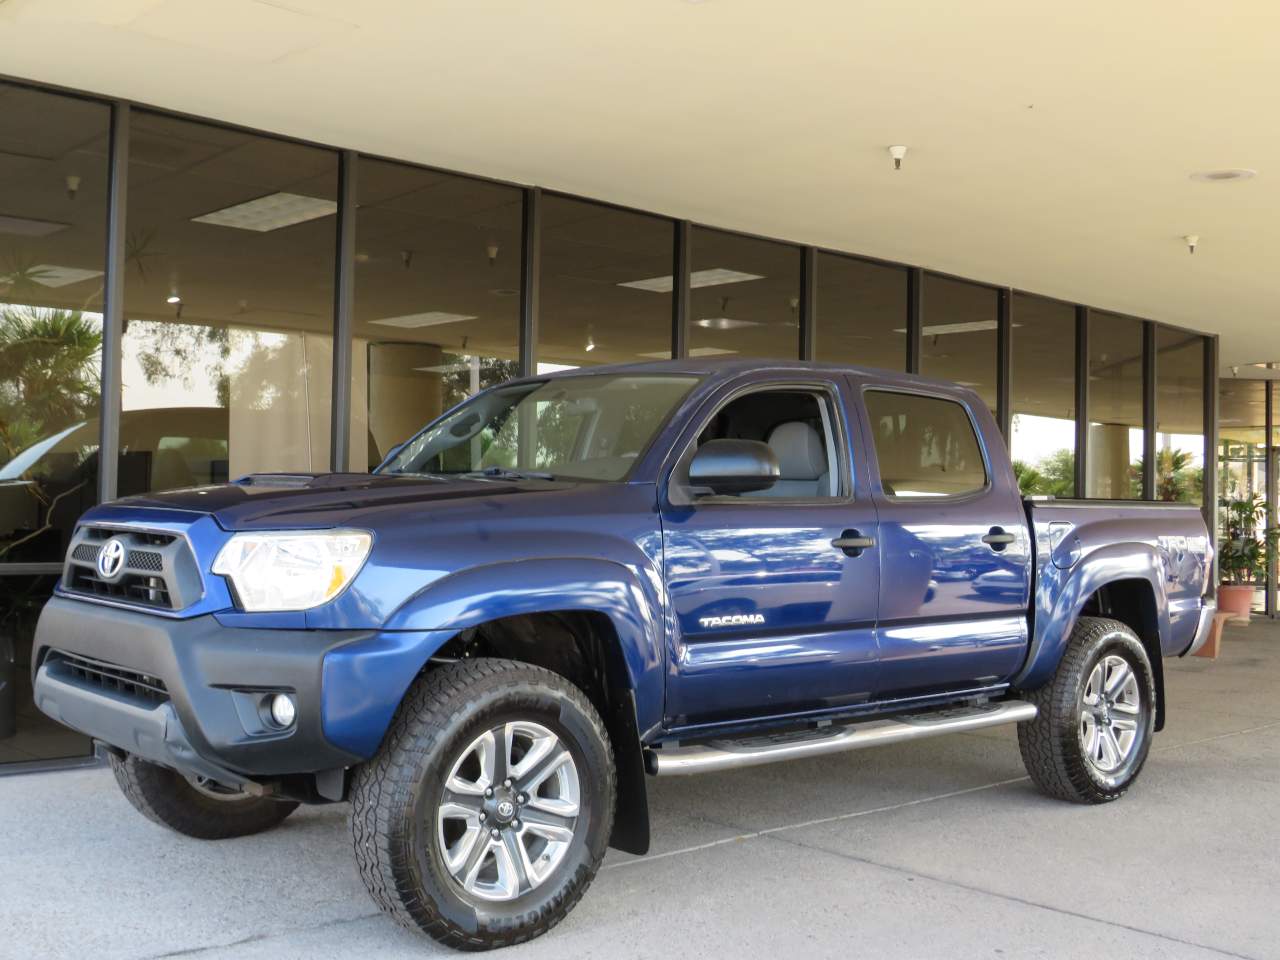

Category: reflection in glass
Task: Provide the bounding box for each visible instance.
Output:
[120,110,338,491]
[540,196,672,368]
[0,84,109,565]
[0,83,106,762]
[920,275,998,410]
[1218,379,1266,610]
[688,228,800,360]
[354,160,522,470]
[814,254,905,371]
[1154,330,1204,503]
[1086,312,1144,499]
[1010,295,1076,496]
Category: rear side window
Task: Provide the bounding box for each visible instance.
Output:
[864,390,987,497]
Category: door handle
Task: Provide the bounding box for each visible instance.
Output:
[982,527,1016,551]
[832,530,876,557]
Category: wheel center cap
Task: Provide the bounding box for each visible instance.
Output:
[495,799,515,821]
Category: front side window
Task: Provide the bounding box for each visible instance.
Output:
[678,388,842,500]
[864,390,987,497]
[380,374,697,482]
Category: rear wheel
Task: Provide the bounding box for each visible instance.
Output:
[350,658,615,951]
[109,753,298,839]
[1018,616,1156,803]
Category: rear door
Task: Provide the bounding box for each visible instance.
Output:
[851,377,1032,698]
[659,374,881,730]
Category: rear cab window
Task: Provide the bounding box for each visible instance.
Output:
[863,390,987,497]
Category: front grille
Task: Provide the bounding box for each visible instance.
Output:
[51,650,169,705]
[62,526,199,611]
[67,566,173,608]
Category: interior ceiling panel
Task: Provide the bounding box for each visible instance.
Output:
[1,0,1278,373]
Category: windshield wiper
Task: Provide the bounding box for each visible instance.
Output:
[459,466,557,482]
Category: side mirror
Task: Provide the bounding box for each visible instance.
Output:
[688,439,779,496]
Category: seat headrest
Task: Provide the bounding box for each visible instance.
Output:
[767,421,826,480]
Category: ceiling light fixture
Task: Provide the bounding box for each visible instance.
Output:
[486,242,499,266]
[585,325,596,352]
[694,317,761,330]
[65,174,81,200]
[0,214,71,237]
[166,294,181,304]
[192,193,337,232]
[888,145,908,170]
[1184,234,1199,255]
[15,264,102,288]
[619,267,765,292]
[370,311,477,329]
[1190,169,1256,183]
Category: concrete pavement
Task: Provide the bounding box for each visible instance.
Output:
[3,621,1277,960]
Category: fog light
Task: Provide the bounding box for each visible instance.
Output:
[269,693,297,728]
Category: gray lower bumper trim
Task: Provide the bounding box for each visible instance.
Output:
[1183,600,1218,657]
[33,665,252,790]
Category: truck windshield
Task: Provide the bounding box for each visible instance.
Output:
[378,374,699,482]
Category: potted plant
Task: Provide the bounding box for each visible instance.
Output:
[1218,495,1266,622]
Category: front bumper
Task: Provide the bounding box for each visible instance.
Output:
[32,596,371,786]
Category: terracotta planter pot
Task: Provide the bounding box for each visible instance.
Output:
[1217,584,1255,623]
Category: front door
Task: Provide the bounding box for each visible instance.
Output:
[854,380,1032,698]
[660,377,880,730]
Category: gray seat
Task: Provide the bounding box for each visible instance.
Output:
[757,421,828,497]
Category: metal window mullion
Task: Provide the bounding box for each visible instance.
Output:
[1143,321,1157,500]
[98,101,130,503]
[906,268,922,374]
[996,288,1012,444]
[518,186,542,377]
[672,220,689,359]
[1075,306,1090,497]
[330,149,356,472]
[799,247,816,362]
[1202,335,1219,592]
[1267,377,1277,616]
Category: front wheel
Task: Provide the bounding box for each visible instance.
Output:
[109,753,298,839]
[350,658,615,951]
[1018,616,1156,803]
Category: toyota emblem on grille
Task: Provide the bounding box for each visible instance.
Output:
[97,537,127,581]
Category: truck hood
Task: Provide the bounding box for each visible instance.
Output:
[111,472,578,530]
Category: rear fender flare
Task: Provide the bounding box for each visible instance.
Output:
[1015,542,1171,690]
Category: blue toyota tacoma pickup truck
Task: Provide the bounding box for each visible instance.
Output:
[32,359,1215,949]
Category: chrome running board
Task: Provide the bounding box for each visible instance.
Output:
[647,700,1038,776]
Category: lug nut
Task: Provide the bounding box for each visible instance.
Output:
[503,778,512,788]
[484,787,493,797]
[513,819,522,830]
[490,828,500,839]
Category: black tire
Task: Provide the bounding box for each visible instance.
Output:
[109,753,298,839]
[1018,616,1157,803]
[350,658,615,951]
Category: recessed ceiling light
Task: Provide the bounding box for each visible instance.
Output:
[892,320,1000,336]
[694,317,761,330]
[639,346,736,359]
[489,287,521,298]
[619,268,765,292]
[17,264,103,287]
[0,214,71,237]
[192,192,337,232]
[166,294,182,304]
[1190,169,1256,183]
[370,311,476,328]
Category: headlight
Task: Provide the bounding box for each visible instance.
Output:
[212,530,372,611]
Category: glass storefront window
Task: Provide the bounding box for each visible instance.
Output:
[1218,379,1267,611]
[0,85,110,566]
[688,228,800,360]
[920,275,998,411]
[540,196,673,369]
[1010,294,1077,496]
[0,83,109,763]
[353,160,521,471]
[1086,311,1144,499]
[813,254,906,372]
[120,111,338,491]
[1154,330,1205,503]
